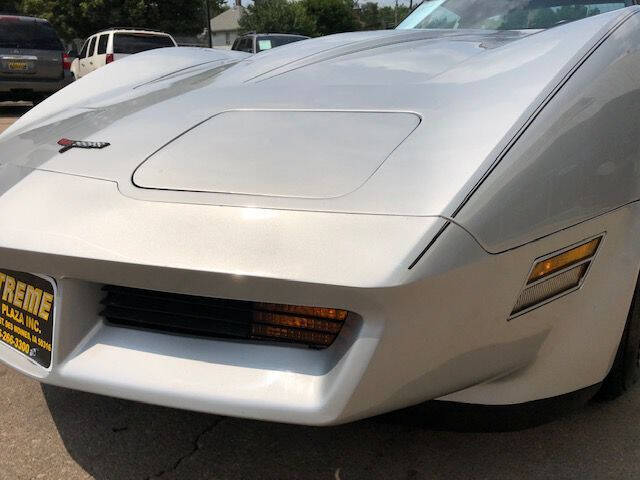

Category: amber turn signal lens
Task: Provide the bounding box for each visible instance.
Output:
[253,303,348,321]
[251,324,337,347]
[252,311,344,333]
[528,237,601,284]
[250,302,349,347]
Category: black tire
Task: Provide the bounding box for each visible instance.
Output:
[597,271,640,400]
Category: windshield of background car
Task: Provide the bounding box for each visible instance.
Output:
[397,0,632,30]
[113,34,175,54]
[0,17,62,50]
[256,35,308,52]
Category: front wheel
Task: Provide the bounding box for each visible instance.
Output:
[597,271,640,399]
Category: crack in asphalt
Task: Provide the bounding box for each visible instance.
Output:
[143,418,226,480]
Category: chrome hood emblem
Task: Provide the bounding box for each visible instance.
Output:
[57,138,110,153]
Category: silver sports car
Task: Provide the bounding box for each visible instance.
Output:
[0,0,639,426]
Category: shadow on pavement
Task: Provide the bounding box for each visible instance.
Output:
[42,383,640,480]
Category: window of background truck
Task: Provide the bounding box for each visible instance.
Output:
[113,34,175,54]
[0,18,62,50]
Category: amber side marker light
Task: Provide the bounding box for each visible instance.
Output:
[512,236,603,316]
[527,237,601,284]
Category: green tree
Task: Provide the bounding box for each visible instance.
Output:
[145,0,212,35]
[239,0,317,36]
[379,4,409,29]
[301,0,358,35]
[0,0,21,13]
[556,5,595,24]
[494,9,529,29]
[528,8,560,29]
[208,0,229,18]
[20,0,212,40]
[358,2,383,30]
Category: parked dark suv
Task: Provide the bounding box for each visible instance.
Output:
[0,15,72,103]
[231,33,309,54]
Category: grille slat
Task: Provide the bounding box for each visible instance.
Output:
[102,292,255,325]
[103,285,254,309]
[101,286,347,348]
[102,305,251,338]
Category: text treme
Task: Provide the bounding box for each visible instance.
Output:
[0,273,53,322]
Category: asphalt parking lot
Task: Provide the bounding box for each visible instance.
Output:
[2,105,640,480]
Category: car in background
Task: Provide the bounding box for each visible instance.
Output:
[231,33,309,54]
[0,15,72,104]
[71,28,177,79]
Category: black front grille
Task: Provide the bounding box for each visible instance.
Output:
[101,285,346,348]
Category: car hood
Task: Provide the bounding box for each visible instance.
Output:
[0,10,627,217]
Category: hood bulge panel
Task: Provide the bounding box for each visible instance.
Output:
[133,110,420,199]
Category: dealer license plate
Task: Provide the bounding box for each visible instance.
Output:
[0,270,55,368]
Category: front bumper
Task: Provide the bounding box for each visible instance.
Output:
[0,167,637,425]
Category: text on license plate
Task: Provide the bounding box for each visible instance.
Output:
[8,61,28,71]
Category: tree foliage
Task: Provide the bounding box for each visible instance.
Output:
[12,0,215,39]
[0,0,21,13]
[488,5,599,29]
[239,0,316,36]
[378,5,410,28]
[358,2,408,30]
[5,0,410,41]
[208,0,229,18]
[239,0,408,37]
[301,0,358,36]
[359,2,382,30]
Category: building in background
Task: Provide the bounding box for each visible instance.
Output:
[211,0,244,49]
